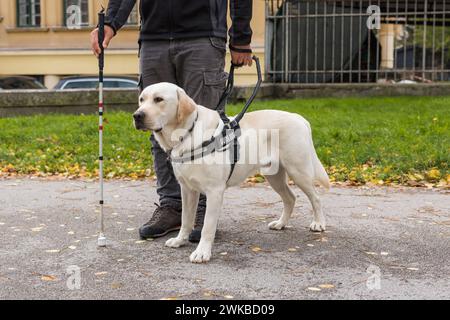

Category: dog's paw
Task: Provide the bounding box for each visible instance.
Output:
[189,248,211,263]
[309,221,326,232]
[165,237,187,248]
[268,219,286,230]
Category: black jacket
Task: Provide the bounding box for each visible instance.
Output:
[105,0,252,45]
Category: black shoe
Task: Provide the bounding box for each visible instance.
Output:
[189,208,205,243]
[139,203,181,239]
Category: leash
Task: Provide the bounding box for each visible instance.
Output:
[217,54,262,127]
[97,7,107,247]
[170,55,262,182]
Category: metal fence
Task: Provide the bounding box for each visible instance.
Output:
[265,0,450,83]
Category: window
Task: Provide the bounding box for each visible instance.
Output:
[126,3,139,25]
[63,80,98,89]
[63,0,89,27]
[17,0,41,27]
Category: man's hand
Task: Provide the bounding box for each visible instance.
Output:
[230,44,253,67]
[90,25,115,57]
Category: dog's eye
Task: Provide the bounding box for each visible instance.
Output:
[154,97,164,103]
[139,97,144,104]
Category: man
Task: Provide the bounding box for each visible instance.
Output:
[91,0,253,242]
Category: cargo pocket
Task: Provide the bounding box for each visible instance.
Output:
[202,71,229,110]
[203,70,228,88]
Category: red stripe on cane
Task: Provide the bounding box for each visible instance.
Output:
[99,125,103,131]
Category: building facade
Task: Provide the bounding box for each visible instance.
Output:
[0,0,266,88]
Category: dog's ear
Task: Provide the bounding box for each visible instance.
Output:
[176,88,195,124]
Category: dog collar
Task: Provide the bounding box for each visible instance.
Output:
[178,111,199,143]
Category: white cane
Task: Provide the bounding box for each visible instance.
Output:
[97,7,107,247]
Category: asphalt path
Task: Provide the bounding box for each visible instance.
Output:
[0,179,448,299]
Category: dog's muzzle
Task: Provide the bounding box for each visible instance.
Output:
[133,111,146,130]
[133,111,162,132]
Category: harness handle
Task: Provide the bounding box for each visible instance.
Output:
[217,56,262,126]
[216,66,235,115]
[234,56,262,124]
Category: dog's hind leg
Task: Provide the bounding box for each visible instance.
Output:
[266,165,296,230]
[288,169,326,232]
[165,184,199,248]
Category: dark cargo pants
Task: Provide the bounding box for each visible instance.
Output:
[139,37,228,212]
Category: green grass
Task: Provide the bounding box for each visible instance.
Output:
[0,96,449,185]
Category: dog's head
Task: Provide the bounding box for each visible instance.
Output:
[133,82,196,132]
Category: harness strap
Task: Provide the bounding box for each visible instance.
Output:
[170,120,240,165]
[170,56,261,183]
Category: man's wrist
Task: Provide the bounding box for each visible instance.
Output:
[229,44,252,53]
[104,22,117,35]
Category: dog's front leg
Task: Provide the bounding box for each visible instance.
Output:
[189,188,225,263]
[165,184,199,248]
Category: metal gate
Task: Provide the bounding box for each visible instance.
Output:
[265,0,450,83]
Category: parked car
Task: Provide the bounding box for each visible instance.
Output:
[54,76,139,89]
[0,76,46,90]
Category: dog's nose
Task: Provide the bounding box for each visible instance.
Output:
[133,111,145,122]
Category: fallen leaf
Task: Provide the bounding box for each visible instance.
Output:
[126,228,135,232]
[287,248,297,252]
[41,275,57,281]
[111,282,123,289]
[251,246,262,252]
[219,252,228,256]
[95,271,108,276]
[45,249,60,253]
[318,284,335,289]
[307,287,321,291]
[426,168,441,180]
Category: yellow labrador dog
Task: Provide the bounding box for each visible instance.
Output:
[134,82,329,263]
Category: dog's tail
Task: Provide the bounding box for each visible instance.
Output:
[312,151,330,190]
[305,120,330,190]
